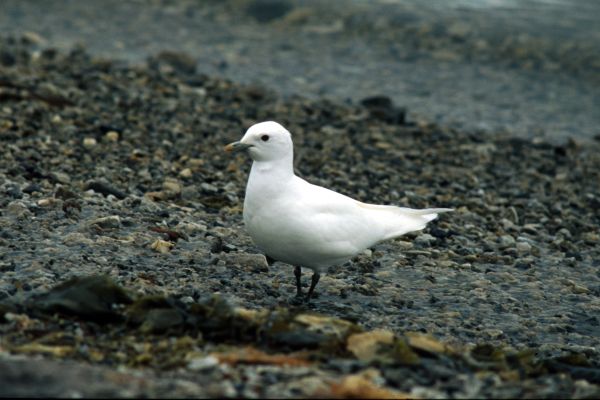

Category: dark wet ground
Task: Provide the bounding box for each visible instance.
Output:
[0,35,599,397]
[1,0,600,397]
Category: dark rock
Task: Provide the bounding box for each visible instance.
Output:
[149,51,197,74]
[84,180,127,199]
[31,275,132,322]
[245,0,292,23]
[3,183,22,199]
[22,183,42,194]
[126,296,187,334]
[210,236,223,253]
[360,95,406,125]
[54,186,78,200]
[0,50,16,66]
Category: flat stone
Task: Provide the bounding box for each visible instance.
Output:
[224,253,269,272]
[498,234,516,248]
[89,216,121,229]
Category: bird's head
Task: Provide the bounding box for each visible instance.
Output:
[225,121,293,162]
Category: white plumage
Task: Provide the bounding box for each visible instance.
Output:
[226,121,452,299]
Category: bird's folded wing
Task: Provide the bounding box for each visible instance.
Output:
[284,180,453,257]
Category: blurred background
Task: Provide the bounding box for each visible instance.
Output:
[1,0,598,142]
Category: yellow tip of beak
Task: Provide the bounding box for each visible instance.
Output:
[224,141,252,153]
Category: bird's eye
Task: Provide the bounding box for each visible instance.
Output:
[261,135,269,142]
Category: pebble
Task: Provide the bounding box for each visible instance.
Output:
[162,178,182,195]
[50,172,71,184]
[84,180,127,199]
[414,234,436,246]
[83,137,97,148]
[89,216,121,229]
[516,241,532,254]
[187,356,219,371]
[6,201,31,217]
[104,131,119,142]
[179,222,207,235]
[200,183,218,193]
[179,168,193,178]
[62,232,95,246]
[150,239,175,253]
[498,235,516,249]
[22,183,42,194]
[224,253,269,272]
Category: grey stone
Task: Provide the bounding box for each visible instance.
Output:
[89,215,121,229]
[224,253,269,272]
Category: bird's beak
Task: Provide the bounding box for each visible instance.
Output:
[224,141,253,153]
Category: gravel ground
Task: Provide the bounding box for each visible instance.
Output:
[0,37,599,398]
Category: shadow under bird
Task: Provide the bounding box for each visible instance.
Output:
[225,121,452,301]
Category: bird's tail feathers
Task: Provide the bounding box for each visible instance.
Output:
[381,206,453,240]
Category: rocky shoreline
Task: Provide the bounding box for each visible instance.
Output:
[0,37,599,398]
[2,0,599,143]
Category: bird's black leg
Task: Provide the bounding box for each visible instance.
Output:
[294,266,302,297]
[306,272,320,300]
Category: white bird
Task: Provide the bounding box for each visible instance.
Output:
[225,121,452,300]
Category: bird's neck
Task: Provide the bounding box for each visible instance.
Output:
[248,155,295,189]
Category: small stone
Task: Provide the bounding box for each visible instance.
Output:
[438,260,457,268]
[187,158,204,168]
[571,285,589,294]
[180,296,194,304]
[162,178,182,195]
[516,241,532,254]
[557,228,572,238]
[83,137,97,148]
[54,186,78,200]
[84,180,127,199]
[582,232,598,245]
[200,183,218,193]
[187,355,219,371]
[563,279,589,294]
[105,131,119,142]
[181,186,200,201]
[151,51,197,74]
[150,239,175,254]
[145,191,169,201]
[498,234,516,249]
[22,183,42,194]
[346,329,395,362]
[62,232,94,246]
[37,198,59,207]
[415,233,435,246]
[484,329,504,339]
[22,31,45,44]
[50,171,71,184]
[396,241,414,250]
[179,222,207,235]
[6,201,31,217]
[179,168,193,178]
[224,253,268,272]
[514,256,534,270]
[522,224,541,234]
[90,215,121,229]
